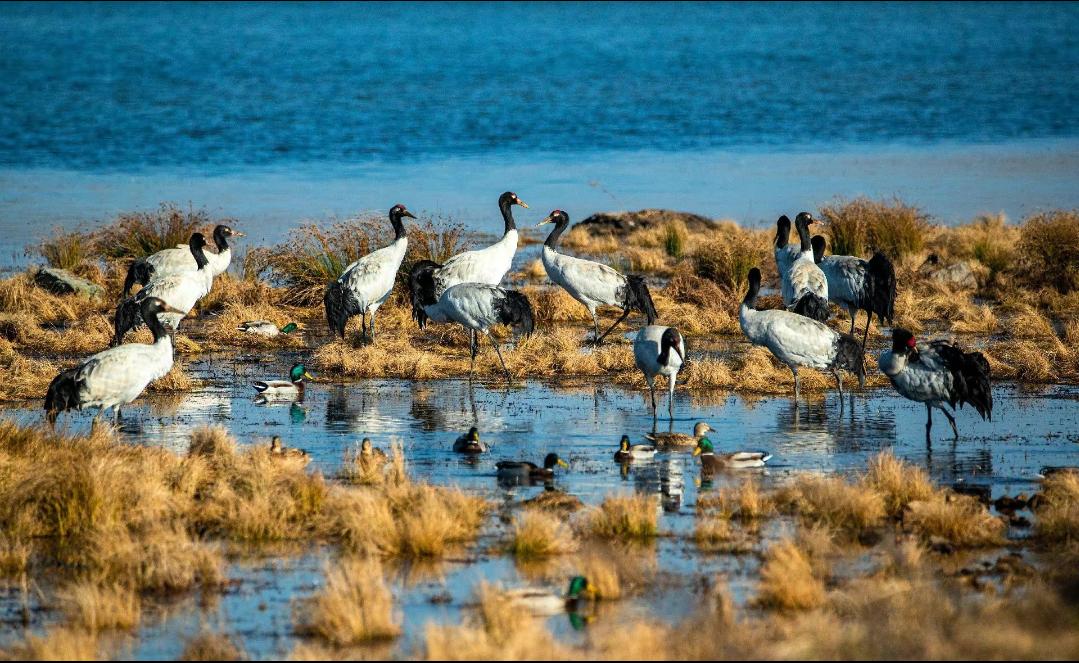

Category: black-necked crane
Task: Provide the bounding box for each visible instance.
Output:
[634,325,685,420]
[740,267,865,400]
[45,297,183,425]
[811,234,897,349]
[781,212,830,322]
[773,215,801,284]
[414,281,535,378]
[537,209,658,345]
[878,328,992,443]
[324,204,415,339]
[408,191,527,328]
[122,224,242,297]
[113,233,214,345]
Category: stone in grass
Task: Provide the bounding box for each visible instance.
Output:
[33,267,103,299]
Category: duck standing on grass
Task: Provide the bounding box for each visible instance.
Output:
[237,321,299,338]
[634,325,685,420]
[45,297,184,425]
[614,435,657,462]
[693,437,772,471]
[878,328,992,443]
[453,427,488,454]
[324,204,415,340]
[645,421,712,448]
[252,363,315,400]
[536,209,658,345]
[740,267,865,400]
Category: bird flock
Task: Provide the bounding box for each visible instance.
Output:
[43,193,994,477]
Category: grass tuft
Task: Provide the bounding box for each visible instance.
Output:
[506,510,577,559]
[820,196,930,258]
[295,557,401,645]
[584,494,658,540]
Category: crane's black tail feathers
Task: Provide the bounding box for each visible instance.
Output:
[112,296,143,347]
[408,260,443,329]
[834,333,867,387]
[323,280,356,338]
[44,367,81,424]
[792,292,831,322]
[866,252,896,325]
[931,341,993,421]
[624,275,658,324]
[121,259,155,298]
[496,290,535,337]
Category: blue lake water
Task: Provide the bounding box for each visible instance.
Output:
[1,1,1079,258]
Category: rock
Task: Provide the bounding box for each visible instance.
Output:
[575,209,717,237]
[929,536,956,555]
[917,254,981,290]
[33,267,103,299]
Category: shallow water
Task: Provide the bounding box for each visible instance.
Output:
[3,353,1078,657]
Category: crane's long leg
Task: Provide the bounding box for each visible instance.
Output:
[590,311,601,345]
[848,306,858,336]
[832,368,844,400]
[647,376,657,420]
[488,332,511,379]
[940,406,959,440]
[925,403,933,445]
[668,373,676,420]
[862,311,872,351]
[360,310,368,343]
[595,309,631,346]
[791,365,801,401]
[469,330,478,377]
[369,308,377,341]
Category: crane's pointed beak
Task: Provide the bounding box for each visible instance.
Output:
[232,231,246,238]
[537,215,554,226]
[516,199,529,209]
[403,210,417,219]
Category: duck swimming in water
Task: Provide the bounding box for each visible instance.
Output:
[252,363,315,399]
[693,437,772,471]
[453,427,488,454]
[614,435,657,462]
[645,421,713,448]
[496,453,568,482]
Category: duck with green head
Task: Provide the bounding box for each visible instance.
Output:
[238,320,300,337]
[504,576,594,616]
[453,426,488,454]
[496,453,568,483]
[614,434,657,462]
[253,362,315,398]
[693,436,772,471]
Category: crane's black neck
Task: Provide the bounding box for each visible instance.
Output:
[544,217,569,248]
[212,225,230,252]
[389,209,407,241]
[774,216,791,249]
[191,240,209,270]
[743,269,761,307]
[811,235,826,264]
[499,196,517,234]
[795,217,812,253]
[144,304,171,343]
[658,328,681,365]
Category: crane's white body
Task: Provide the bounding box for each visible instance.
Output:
[135,268,212,329]
[634,325,685,419]
[774,244,801,294]
[541,245,627,318]
[75,336,174,411]
[784,249,829,307]
[423,230,518,324]
[740,304,838,372]
[336,235,408,323]
[878,344,954,407]
[146,243,231,280]
[430,282,505,334]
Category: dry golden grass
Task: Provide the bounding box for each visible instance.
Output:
[1,627,99,661]
[583,494,658,540]
[862,452,936,518]
[696,479,774,522]
[180,631,245,661]
[820,196,930,258]
[904,493,1006,547]
[1033,471,1079,544]
[1016,209,1079,293]
[755,538,826,611]
[295,557,401,645]
[59,582,141,631]
[506,510,578,559]
[0,535,30,577]
[0,346,59,401]
[777,475,885,534]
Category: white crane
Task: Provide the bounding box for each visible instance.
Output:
[740,267,865,400]
[420,281,535,378]
[537,210,658,345]
[878,328,992,443]
[781,212,830,322]
[408,191,527,327]
[45,297,183,425]
[773,215,801,284]
[811,235,897,349]
[122,224,242,297]
[113,233,213,345]
[634,325,685,420]
[324,204,415,339]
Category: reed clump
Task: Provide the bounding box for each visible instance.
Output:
[294,557,401,645]
[755,538,826,611]
[1032,471,1079,544]
[862,452,936,518]
[506,510,578,559]
[903,493,1006,547]
[776,474,885,535]
[1015,210,1079,293]
[179,631,246,661]
[584,494,658,540]
[820,196,930,258]
[59,582,141,632]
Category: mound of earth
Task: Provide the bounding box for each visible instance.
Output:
[575,209,716,236]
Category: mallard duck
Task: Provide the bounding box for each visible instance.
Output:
[238,321,299,337]
[253,363,315,398]
[360,437,387,460]
[614,435,656,462]
[270,436,309,461]
[496,453,568,480]
[504,576,593,616]
[693,437,772,470]
[453,427,488,454]
[645,421,713,448]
